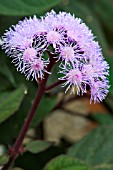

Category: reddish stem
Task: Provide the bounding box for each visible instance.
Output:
[2,53,55,170]
[44,80,66,92]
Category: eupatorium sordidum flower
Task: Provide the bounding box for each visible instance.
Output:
[2,10,109,103]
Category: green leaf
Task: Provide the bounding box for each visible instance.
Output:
[44,155,93,170]
[0,84,26,123]
[26,140,52,154]
[0,51,17,91]
[0,15,21,36]
[0,62,16,87]
[67,125,113,169]
[94,0,113,31]
[105,95,113,113]
[95,164,113,170]
[0,0,61,16]
[92,113,113,125]
[0,75,11,92]
[12,168,24,170]
[106,57,113,95]
[0,155,9,166]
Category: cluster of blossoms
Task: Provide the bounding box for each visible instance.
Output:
[2,10,109,103]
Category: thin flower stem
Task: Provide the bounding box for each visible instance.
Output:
[44,80,66,92]
[14,83,44,152]
[2,53,55,170]
[2,83,45,170]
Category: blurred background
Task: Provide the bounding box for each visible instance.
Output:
[0,0,113,170]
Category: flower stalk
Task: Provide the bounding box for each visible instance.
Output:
[1,53,56,170]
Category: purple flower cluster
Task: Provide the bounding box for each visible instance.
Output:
[2,10,109,103]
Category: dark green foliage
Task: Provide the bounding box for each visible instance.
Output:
[26,140,52,154]
[92,113,113,125]
[0,0,113,170]
[0,0,62,16]
[67,125,113,169]
[0,84,26,123]
[0,155,9,166]
[43,155,93,170]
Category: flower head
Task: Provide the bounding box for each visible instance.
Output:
[25,57,49,80]
[90,80,110,104]
[57,41,83,65]
[46,30,61,44]
[2,10,109,103]
[23,47,37,62]
[59,63,87,95]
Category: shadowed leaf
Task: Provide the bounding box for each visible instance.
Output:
[44,155,93,170]
[92,113,113,125]
[0,0,61,16]
[68,125,113,170]
[0,155,9,166]
[0,84,26,123]
[26,140,52,154]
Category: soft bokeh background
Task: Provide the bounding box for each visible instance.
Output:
[0,0,113,170]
